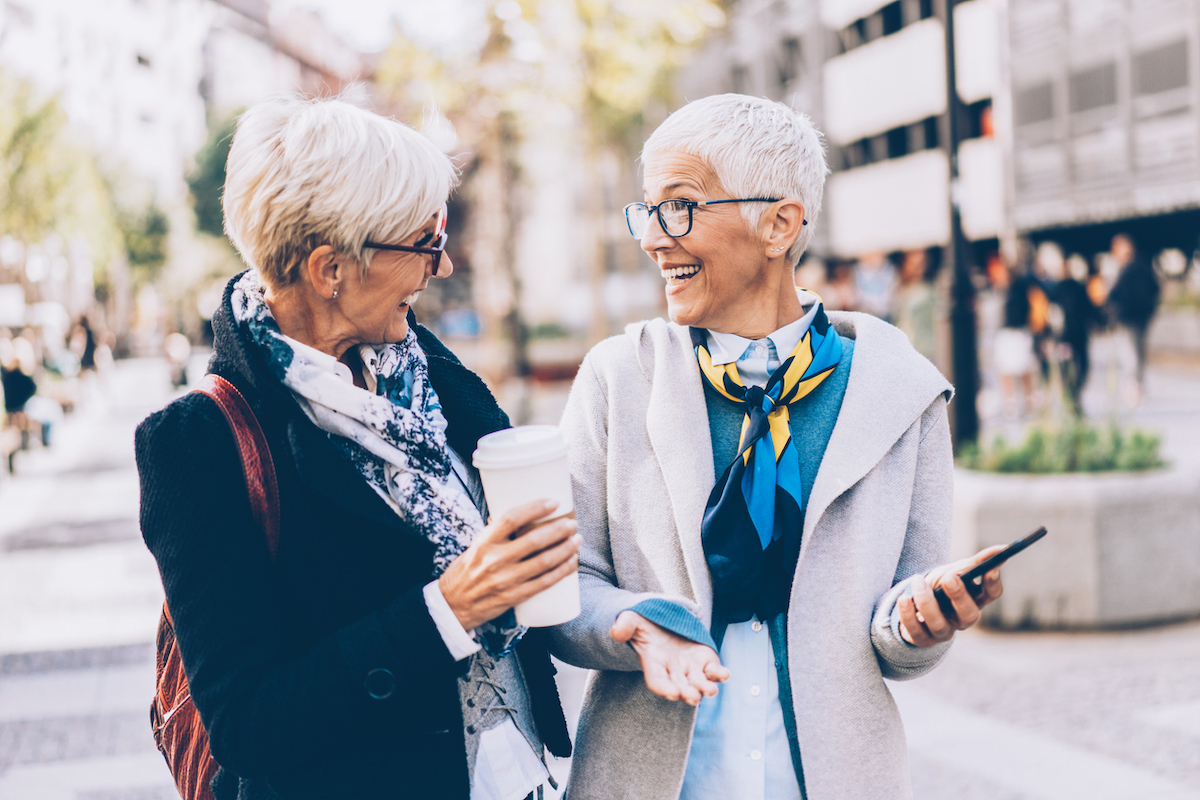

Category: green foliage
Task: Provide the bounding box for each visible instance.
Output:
[187,115,238,239]
[959,421,1166,474]
[120,203,170,282]
[0,70,123,265]
[574,0,726,147]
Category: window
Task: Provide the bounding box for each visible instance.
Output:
[1015,82,1055,125]
[778,37,803,86]
[881,2,904,36]
[1134,40,1189,96]
[1069,63,1118,113]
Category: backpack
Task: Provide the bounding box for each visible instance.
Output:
[150,374,279,800]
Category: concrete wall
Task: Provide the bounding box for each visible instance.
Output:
[952,465,1200,628]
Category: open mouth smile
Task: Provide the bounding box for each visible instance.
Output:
[663,265,702,285]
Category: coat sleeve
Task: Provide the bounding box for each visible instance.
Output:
[546,352,692,672]
[136,394,468,781]
[869,395,955,680]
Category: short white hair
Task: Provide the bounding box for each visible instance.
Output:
[642,94,829,263]
[223,94,458,288]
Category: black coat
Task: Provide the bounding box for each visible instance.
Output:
[136,274,570,799]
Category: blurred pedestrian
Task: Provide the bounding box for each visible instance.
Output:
[72,315,98,373]
[823,259,858,311]
[1106,233,1160,403]
[135,95,575,800]
[993,257,1044,417]
[893,248,938,363]
[854,250,898,321]
[1049,254,1104,415]
[553,93,1006,800]
[1,335,39,451]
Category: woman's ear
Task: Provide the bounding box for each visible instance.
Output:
[305,245,340,300]
[763,199,806,258]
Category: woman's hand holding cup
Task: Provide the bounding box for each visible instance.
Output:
[439,499,580,632]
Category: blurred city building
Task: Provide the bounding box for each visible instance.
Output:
[0,0,369,359]
[676,0,1200,371]
[679,0,1002,264]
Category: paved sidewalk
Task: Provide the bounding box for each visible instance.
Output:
[0,353,1196,798]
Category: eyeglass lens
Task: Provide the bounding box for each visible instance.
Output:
[627,200,692,238]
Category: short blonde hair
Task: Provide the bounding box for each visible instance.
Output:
[223,95,458,288]
[642,94,828,264]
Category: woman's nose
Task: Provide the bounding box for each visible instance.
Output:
[435,251,454,278]
[640,215,672,253]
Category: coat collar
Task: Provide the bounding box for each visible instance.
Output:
[208,272,509,534]
[801,312,952,545]
[631,320,716,619]
[629,312,952,618]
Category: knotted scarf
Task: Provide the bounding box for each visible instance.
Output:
[229,270,524,657]
[692,299,843,623]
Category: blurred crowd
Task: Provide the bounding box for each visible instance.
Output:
[0,315,111,473]
[799,232,1193,422]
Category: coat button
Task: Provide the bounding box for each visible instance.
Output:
[365,668,395,700]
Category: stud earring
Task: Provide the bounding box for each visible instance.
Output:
[332,289,339,300]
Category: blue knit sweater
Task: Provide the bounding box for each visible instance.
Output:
[629,335,854,790]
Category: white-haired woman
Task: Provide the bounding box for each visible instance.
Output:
[548,94,1005,800]
[136,96,577,799]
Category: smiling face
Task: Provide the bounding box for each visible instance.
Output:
[336,209,452,345]
[641,151,797,337]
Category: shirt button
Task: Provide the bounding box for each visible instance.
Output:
[750,749,762,761]
[750,685,761,697]
[751,620,763,632]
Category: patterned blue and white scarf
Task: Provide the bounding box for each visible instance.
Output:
[229,270,523,656]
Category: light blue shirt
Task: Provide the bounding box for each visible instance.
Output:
[681,303,817,800]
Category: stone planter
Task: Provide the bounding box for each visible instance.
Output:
[951,465,1200,629]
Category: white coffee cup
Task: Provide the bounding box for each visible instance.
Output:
[472,425,580,627]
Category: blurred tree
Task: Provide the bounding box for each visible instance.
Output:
[376,0,724,418]
[0,69,124,286]
[120,203,170,284]
[187,115,238,240]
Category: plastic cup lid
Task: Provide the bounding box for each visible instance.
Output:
[472,425,568,470]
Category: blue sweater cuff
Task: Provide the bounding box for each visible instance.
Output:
[627,599,718,652]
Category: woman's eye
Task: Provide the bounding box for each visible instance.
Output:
[414,231,434,247]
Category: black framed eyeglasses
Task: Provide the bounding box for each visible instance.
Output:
[623,198,782,239]
[364,203,449,275]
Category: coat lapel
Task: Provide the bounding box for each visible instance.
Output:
[800,312,953,553]
[639,320,716,620]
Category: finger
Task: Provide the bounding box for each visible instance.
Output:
[911,575,954,642]
[610,611,641,643]
[938,574,981,629]
[897,592,933,647]
[508,547,579,607]
[977,569,1004,607]
[667,663,702,706]
[483,499,559,541]
[511,516,577,559]
[642,661,681,701]
[702,659,731,683]
[512,533,580,584]
[684,662,720,698]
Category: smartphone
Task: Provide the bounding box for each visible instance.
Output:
[932,526,1047,617]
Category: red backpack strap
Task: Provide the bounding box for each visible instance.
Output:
[193,374,280,559]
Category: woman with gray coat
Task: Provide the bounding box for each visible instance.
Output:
[549,94,1005,800]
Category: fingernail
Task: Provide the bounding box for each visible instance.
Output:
[573,533,583,546]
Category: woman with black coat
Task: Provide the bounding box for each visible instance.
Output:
[136,96,576,800]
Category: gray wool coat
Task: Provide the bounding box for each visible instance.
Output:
[548,311,956,800]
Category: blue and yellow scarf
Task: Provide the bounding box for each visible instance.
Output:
[691,298,843,623]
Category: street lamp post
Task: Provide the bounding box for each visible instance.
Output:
[941,0,980,448]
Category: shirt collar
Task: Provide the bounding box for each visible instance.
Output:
[705,290,821,366]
